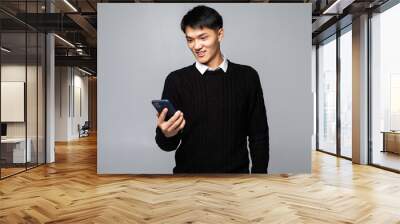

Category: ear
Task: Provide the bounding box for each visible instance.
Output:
[217,28,224,42]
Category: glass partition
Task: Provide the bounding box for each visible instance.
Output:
[0,1,46,179]
[27,31,38,169]
[317,35,337,155]
[0,31,28,177]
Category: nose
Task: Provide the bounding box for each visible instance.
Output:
[194,40,202,51]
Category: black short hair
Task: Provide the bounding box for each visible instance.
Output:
[180,5,223,33]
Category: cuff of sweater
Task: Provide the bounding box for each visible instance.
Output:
[155,127,180,150]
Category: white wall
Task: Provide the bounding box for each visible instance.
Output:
[72,73,89,138]
[1,66,26,131]
[1,65,37,138]
[55,66,70,141]
[55,67,89,141]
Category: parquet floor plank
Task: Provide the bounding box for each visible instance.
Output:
[1,134,400,223]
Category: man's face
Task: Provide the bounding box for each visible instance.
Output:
[185,26,224,65]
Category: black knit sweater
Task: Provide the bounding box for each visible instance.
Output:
[155,60,269,174]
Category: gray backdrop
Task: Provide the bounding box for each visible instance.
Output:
[98,3,312,174]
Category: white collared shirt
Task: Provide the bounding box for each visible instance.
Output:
[195,55,228,75]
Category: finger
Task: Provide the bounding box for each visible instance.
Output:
[165,110,181,127]
[168,115,183,132]
[166,112,183,132]
[157,108,168,125]
[158,108,167,123]
[178,119,186,130]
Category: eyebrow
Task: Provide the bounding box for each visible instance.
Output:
[186,33,208,39]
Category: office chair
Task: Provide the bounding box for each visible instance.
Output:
[79,121,90,138]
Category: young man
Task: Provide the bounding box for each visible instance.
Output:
[155,5,269,174]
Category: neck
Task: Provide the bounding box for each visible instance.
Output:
[205,51,223,69]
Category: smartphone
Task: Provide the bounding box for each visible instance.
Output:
[152,99,177,120]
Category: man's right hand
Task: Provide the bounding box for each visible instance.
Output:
[157,108,186,138]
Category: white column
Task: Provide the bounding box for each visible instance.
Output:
[46,33,55,163]
[352,14,369,164]
[46,1,56,163]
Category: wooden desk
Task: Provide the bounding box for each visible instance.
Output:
[382,131,400,154]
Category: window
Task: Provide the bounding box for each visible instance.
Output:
[370,2,400,171]
[339,27,352,158]
[318,35,337,154]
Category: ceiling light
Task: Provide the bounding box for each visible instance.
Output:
[54,34,75,48]
[323,0,346,14]
[1,47,11,53]
[63,0,78,12]
[78,67,93,76]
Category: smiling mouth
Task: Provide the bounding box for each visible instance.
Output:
[196,51,206,57]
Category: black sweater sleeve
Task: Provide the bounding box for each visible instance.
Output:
[155,73,182,152]
[247,68,270,173]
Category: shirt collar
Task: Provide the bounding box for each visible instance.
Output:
[195,55,228,75]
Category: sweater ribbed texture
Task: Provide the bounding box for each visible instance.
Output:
[155,60,269,173]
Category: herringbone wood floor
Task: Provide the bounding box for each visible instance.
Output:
[1,134,400,224]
